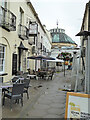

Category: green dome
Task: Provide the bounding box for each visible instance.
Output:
[50,28,76,45]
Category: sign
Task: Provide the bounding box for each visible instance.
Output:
[65,92,90,119]
[29,22,38,36]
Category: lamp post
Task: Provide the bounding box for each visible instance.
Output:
[63,57,65,77]
[76,31,90,94]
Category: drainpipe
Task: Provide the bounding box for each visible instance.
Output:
[35,23,38,71]
[85,38,88,93]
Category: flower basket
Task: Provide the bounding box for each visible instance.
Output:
[65,61,68,65]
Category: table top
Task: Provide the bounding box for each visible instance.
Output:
[19,78,24,80]
[0,82,13,89]
[27,74,36,77]
[0,73,8,76]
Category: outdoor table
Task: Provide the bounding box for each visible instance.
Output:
[0,82,13,89]
[19,77,24,81]
[0,73,8,83]
[37,71,47,79]
[0,73,8,76]
[27,74,37,80]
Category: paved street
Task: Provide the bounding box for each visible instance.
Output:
[2,70,72,118]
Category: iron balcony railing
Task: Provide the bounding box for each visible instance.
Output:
[18,24,29,40]
[0,6,16,31]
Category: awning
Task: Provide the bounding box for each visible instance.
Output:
[27,55,55,60]
[18,42,28,50]
[76,31,90,36]
[46,59,64,62]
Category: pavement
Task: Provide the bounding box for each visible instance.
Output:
[2,70,72,118]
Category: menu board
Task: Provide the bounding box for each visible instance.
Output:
[65,92,90,119]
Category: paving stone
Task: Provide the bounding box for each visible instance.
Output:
[50,103,65,109]
[47,108,64,115]
[43,114,60,118]
[34,103,50,110]
[51,99,65,104]
[37,98,52,105]
[29,109,47,117]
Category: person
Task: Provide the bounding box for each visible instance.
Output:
[38,68,40,72]
[37,68,44,79]
[27,68,30,74]
[33,70,35,75]
[37,68,41,78]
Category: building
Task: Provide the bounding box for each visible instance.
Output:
[49,25,77,59]
[0,0,51,82]
[76,1,90,93]
[50,27,77,49]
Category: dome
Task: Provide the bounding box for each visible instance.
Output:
[50,28,76,45]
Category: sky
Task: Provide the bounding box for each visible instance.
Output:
[30,0,89,46]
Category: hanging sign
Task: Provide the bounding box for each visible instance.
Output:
[65,92,90,119]
[29,22,38,36]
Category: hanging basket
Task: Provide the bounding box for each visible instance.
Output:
[65,61,68,65]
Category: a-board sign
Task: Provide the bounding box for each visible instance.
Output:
[65,92,90,119]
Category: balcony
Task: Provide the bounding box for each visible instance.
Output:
[28,37,35,45]
[0,6,16,31]
[18,24,29,40]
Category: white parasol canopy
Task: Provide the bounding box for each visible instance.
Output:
[46,58,64,62]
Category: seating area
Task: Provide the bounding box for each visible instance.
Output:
[1,68,56,111]
[36,67,55,80]
[1,71,32,110]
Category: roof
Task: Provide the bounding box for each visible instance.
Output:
[27,1,46,34]
[18,42,28,50]
[51,32,76,44]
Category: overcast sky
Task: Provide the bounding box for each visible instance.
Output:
[30,0,89,46]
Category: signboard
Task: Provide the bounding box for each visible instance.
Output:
[29,22,38,36]
[65,92,90,119]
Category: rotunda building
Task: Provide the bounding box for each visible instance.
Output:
[50,28,77,48]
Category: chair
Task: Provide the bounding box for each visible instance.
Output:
[47,71,53,80]
[11,76,19,83]
[36,72,41,80]
[22,72,28,79]
[2,83,25,110]
[22,78,31,99]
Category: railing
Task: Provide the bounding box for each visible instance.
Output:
[18,24,29,40]
[0,6,16,31]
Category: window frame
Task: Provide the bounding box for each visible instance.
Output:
[0,44,5,74]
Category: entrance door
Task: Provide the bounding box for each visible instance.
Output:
[12,53,17,75]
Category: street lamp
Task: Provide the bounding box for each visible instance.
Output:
[76,30,90,94]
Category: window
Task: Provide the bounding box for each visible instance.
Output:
[0,44,5,73]
[52,34,59,42]
[2,0,7,8]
